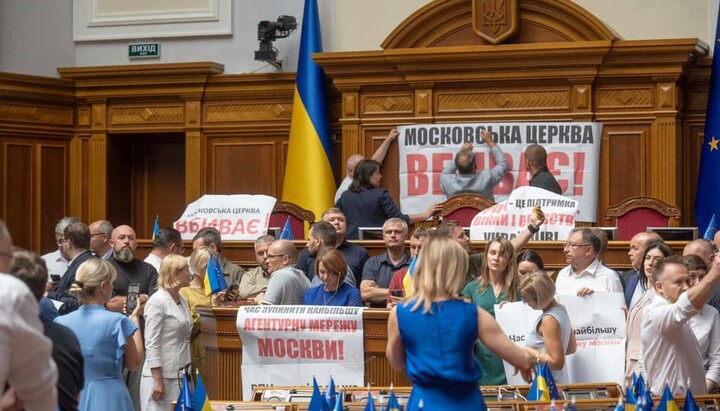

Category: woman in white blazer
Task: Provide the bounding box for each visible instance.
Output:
[139,254,192,411]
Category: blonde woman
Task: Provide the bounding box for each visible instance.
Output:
[386,236,533,411]
[461,237,520,385]
[519,270,576,383]
[179,246,212,377]
[55,258,145,411]
[139,254,192,411]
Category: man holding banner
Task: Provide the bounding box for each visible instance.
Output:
[439,129,508,201]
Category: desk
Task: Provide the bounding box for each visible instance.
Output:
[197,307,408,400]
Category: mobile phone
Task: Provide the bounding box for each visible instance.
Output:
[50,274,61,282]
[390,289,404,298]
[224,284,239,302]
[126,283,140,313]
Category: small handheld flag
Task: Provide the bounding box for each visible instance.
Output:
[656,385,680,411]
[363,385,376,411]
[193,370,211,411]
[308,376,330,411]
[386,383,401,411]
[625,387,638,411]
[173,371,194,411]
[704,214,718,241]
[203,253,229,296]
[333,390,344,411]
[527,361,560,401]
[152,215,160,240]
[325,376,336,409]
[280,216,295,240]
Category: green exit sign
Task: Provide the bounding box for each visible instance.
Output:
[128,42,160,59]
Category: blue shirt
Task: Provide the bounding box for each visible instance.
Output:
[303,283,363,307]
[335,187,410,240]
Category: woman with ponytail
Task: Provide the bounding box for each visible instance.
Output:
[55,258,145,411]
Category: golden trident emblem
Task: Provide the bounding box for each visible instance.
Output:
[472,0,517,44]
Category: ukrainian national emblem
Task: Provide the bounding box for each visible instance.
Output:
[472,0,518,44]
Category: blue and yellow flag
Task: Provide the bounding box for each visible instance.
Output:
[308,376,330,411]
[203,253,228,297]
[625,387,638,411]
[615,397,625,411]
[657,385,680,411]
[192,371,211,411]
[152,215,160,240]
[282,0,334,220]
[696,7,720,234]
[280,216,295,240]
[527,362,560,401]
[173,372,194,411]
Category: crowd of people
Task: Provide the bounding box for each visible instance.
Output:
[3,132,720,411]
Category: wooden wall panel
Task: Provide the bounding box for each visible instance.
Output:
[600,125,649,212]
[5,143,33,249]
[39,144,67,254]
[207,138,278,196]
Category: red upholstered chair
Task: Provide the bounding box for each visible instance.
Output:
[268,201,315,240]
[433,194,495,227]
[604,196,681,241]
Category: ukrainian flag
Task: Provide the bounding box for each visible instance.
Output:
[193,371,212,411]
[695,7,720,234]
[657,385,680,411]
[152,215,160,240]
[527,362,560,401]
[282,0,334,219]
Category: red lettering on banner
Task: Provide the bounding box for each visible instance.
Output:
[406,154,428,195]
[548,152,570,194]
[494,153,514,195]
[573,152,585,195]
[257,338,345,360]
[432,153,452,195]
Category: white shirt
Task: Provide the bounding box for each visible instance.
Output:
[143,252,163,273]
[642,292,706,396]
[688,304,720,385]
[40,249,68,281]
[142,288,192,379]
[334,176,352,203]
[0,274,58,411]
[555,259,624,296]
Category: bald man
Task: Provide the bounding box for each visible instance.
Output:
[260,240,310,305]
[334,129,398,202]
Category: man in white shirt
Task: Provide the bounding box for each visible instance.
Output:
[642,255,720,396]
[143,227,184,272]
[41,216,79,283]
[555,227,623,296]
[0,220,58,411]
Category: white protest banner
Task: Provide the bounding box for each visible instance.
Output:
[173,194,276,240]
[397,122,602,222]
[496,293,626,385]
[236,305,365,400]
[469,186,578,242]
[494,302,542,385]
[556,292,626,384]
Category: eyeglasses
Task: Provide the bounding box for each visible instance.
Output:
[267,254,287,259]
[564,242,590,249]
[57,238,68,247]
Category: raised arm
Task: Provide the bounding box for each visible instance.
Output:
[688,256,720,310]
[477,307,534,381]
[371,129,399,164]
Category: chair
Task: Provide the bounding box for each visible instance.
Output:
[604,196,681,241]
[432,193,495,227]
[268,201,315,240]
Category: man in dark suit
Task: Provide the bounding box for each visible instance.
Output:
[47,221,96,314]
[525,144,562,195]
[622,231,661,307]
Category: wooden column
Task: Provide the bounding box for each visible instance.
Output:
[184,96,205,203]
[340,87,361,161]
[87,99,107,222]
[650,77,681,218]
[412,83,434,123]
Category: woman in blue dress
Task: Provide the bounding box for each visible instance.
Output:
[303,249,362,307]
[56,258,145,411]
[386,235,534,410]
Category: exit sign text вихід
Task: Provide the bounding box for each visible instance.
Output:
[129,43,160,59]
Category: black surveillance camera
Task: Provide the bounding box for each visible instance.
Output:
[254,15,297,70]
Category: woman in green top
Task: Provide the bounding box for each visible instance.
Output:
[461,237,521,385]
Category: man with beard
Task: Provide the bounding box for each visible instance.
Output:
[239,235,274,300]
[296,221,356,287]
[47,221,96,314]
[105,225,155,411]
